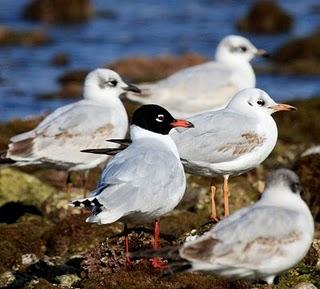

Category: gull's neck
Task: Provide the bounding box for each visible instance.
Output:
[130,125,180,159]
[258,184,306,211]
[83,86,123,106]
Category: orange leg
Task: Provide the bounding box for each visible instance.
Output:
[223,175,230,217]
[124,223,131,270]
[65,171,72,193]
[151,220,167,269]
[210,178,219,222]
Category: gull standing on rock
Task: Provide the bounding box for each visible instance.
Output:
[172,88,297,221]
[135,169,314,284]
[1,68,141,189]
[71,104,194,268]
[127,35,268,116]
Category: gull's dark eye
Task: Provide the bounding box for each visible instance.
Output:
[156,114,165,122]
[239,46,248,52]
[290,182,302,195]
[107,79,118,87]
[257,99,265,106]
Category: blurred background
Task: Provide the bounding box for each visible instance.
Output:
[0,0,319,121]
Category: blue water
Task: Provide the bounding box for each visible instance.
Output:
[0,0,319,121]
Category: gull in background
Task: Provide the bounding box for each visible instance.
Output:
[127,35,268,117]
[71,104,194,268]
[134,169,314,284]
[1,68,141,189]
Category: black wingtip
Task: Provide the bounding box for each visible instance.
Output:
[0,152,16,164]
[81,148,123,156]
[106,139,132,146]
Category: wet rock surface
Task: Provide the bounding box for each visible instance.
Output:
[237,1,293,34]
[22,0,94,24]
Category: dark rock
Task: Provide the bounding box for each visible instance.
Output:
[57,69,88,86]
[272,31,320,74]
[22,0,94,24]
[107,53,207,83]
[0,115,44,151]
[293,153,320,221]
[237,0,293,34]
[50,53,70,67]
[0,26,51,47]
[0,202,42,224]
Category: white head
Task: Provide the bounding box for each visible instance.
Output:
[226,88,297,116]
[264,169,302,196]
[83,68,141,102]
[215,35,268,65]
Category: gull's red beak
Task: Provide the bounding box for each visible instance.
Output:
[170,119,194,128]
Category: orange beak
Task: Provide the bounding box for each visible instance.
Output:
[170,119,194,128]
[270,103,297,112]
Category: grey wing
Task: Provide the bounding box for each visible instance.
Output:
[93,143,184,214]
[171,110,266,163]
[181,206,303,266]
[157,62,235,91]
[7,101,123,164]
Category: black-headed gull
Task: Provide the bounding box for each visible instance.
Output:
[127,35,268,116]
[71,104,194,268]
[2,68,140,188]
[135,169,314,284]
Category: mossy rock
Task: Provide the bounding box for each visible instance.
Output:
[0,218,51,274]
[0,168,57,208]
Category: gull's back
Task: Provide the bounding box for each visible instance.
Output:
[87,138,186,224]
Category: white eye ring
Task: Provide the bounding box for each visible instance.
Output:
[156,114,165,122]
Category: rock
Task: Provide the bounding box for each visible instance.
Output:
[274,97,320,145]
[292,283,318,289]
[107,53,207,83]
[57,69,88,86]
[0,115,44,151]
[0,271,15,288]
[272,31,320,74]
[237,0,293,34]
[22,0,94,24]
[0,218,50,273]
[293,153,320,221]
[0,26,50,47]
[304,239,320,268]
[50,53,70,67]
[0,168,57,208]
[56,274,81,287]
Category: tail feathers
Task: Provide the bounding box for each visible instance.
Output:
[81,148,123,156]
[130,246,192,276]
[70,197,103,208]
[0,152,16,164]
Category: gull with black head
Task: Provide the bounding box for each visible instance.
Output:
[72,104,194,268]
